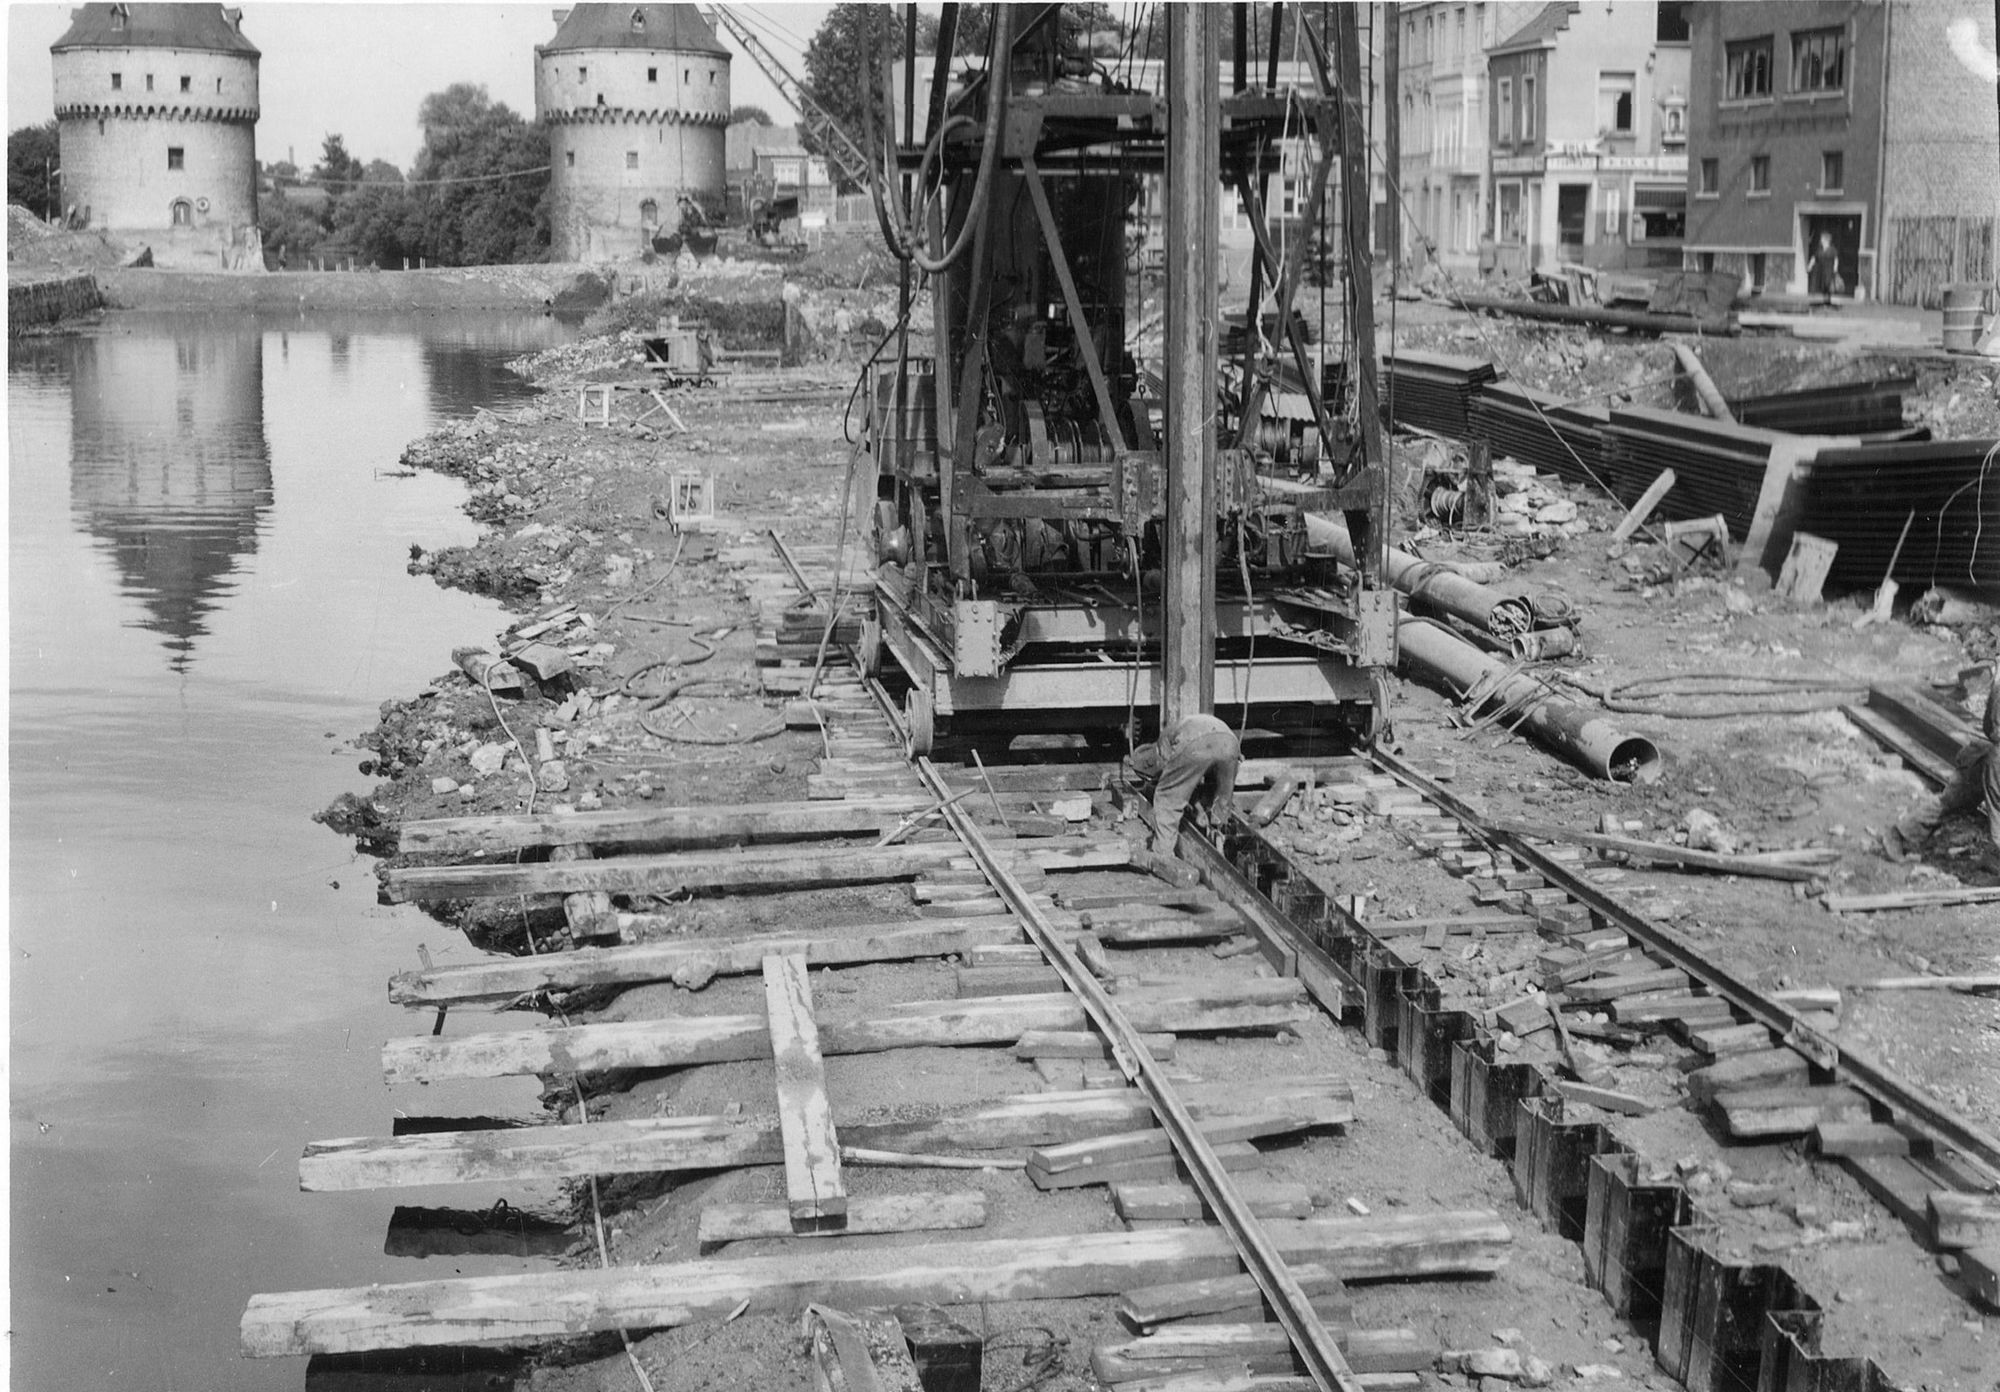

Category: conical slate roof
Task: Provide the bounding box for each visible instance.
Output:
[542,4,727,57]
[52,3,259,57]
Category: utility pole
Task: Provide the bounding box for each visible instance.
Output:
[1334,3,1390,590]
[1383,3,1401,268]
[1162,4,1220,729]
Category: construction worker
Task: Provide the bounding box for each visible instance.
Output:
[1889,663,1999,858]
[1125,713,1242,853]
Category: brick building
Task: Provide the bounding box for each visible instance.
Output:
[535,4,732,262]
[1682,0,1997,306]
[1484,1,1692,276]
[50,3,260,267]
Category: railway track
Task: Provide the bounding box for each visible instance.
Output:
[244,537,2000,1391]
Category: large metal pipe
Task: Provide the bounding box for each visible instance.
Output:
[1397,618,1662,783]
[1304,513,1535,637]
[1444,292,1737,337]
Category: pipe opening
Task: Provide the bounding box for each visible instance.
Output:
[1606,736,1663,785]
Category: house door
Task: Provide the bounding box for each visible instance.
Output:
[1557,184,1589,255]
[1802,213,1862,297]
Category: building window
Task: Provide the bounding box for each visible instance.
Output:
[110,4,126,30]
[170,198,191,225]
[578,66,587,83]
[683,69,691,82]
[215,77,222,93]
[1602,185,1623,235]
[639,197,659,224]
[1598,72,1635,133]
[1792,27,1846,93]
[1749,154,1770,193]
[1456,8,1466,62]
[167,146,184,170]
[1497,77,1513,143]
[146,73,154,91]
[631,8,645,31]
[648,67,658,82]
[1656,1,1691,43]
[1821,150,1843,192]
[179,74,191,92]
[1699,157,1718,195]
[111,72,122,89]
[1522,76,1536,138]
[1498,181,1521,241]
[565,150,576,168]
[1726,37,1773,99]
[1664,104,1686,140]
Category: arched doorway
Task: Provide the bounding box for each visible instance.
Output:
[639,198,660,227]
[170,198,193,227]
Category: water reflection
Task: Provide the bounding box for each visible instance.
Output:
[67,323,273,671]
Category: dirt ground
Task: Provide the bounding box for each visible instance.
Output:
[332,283,2000,1392]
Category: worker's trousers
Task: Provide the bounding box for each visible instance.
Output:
[1898,739,2000,851]
[1151,729,1241,853]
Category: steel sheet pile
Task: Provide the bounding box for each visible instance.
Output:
[1727,377,1914,437]
[1796,438,2000,589]
[1383,350,1500,438]
[1601,407,1788,537]
[1466,380,1610,488]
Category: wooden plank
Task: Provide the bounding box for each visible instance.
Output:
[380,839,1131,902]
[1565,967,1691,1004]
[1488,817,1826,882]
[1030,1140,1265,1192]
[395,797,928,856]
[1842,704,1955,788]
[1095,1326,1434,1376]
[1547,1081,1654,1117]
[1114,1179,1314,1222]
[389,917,1026,1005]
[381,980,1312,1084]
[1815,1122,1911,1157]
[1930,1192,2000,1249]
[1059,887,1222,912]
[1824,886,2000,913]
[1015,1029,1177,1062]
[1686,1022,1775,1058]
[1610,469,1675,545]
[698,1191,985,1251]
[1029,1098,1353,1182]
[805,1307,925,1392]
[1368,913,1533,938]
[240,1212,1515,1356]
[1608,993,1736,1027]
[763,955,844,1226]
[1120,1264,1350,1331]
[1960,1246,2000,1311]
[1718,1085,1871,1139]
[1097,917,1244,946]
[955,964,1065,997]
[299,1081,1341,1191]
[1687,1048,1810,1106]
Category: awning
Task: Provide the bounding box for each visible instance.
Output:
[1634,185,1687,210]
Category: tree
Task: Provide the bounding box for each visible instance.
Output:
[362,159,405,184]
[800,4,904,190]
[729,104,773,126]
[312,133,365,194]
[8,120,61,221]
[917,5,1126,59]
[406,84,550,266]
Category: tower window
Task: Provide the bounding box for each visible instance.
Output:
[626,151,639,169]
[112,72,122,89]
[146,73,154,91]
[565,150,576,167]
[640,197,659,224]
[683,69,690,82]
[578,66,588,83]
[648,67,658,82]
[180,75,191,92]
[215,77,222,93]
[170,198,192,225]
[167,147,185,170]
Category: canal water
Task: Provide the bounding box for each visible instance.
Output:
[10,309,577,1390]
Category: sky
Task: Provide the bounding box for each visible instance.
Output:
[7,3,839,171]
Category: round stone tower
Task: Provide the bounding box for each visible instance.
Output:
[51,3,259,263]
[535,4,731,262]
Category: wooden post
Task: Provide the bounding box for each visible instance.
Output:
[1383,3,1402,269]
[763,954,846,1228]
[1163,4,1220,729]
[1331,6,1390,594]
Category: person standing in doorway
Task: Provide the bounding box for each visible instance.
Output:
[1806,231,1841,307]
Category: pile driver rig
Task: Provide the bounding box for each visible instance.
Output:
[858,4,1393,756]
